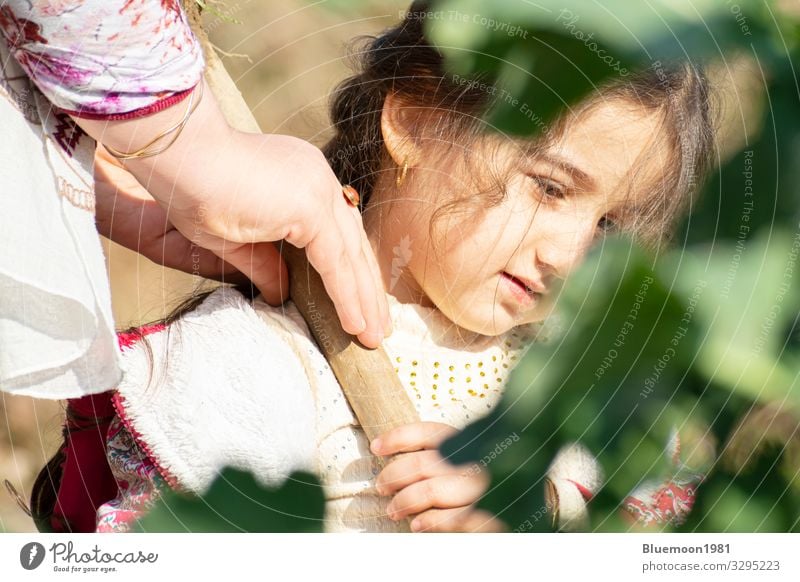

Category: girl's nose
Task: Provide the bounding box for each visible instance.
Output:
[535,217,599,280]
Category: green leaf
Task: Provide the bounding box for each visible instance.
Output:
[134,469,325,532]
[427,0,766,136]
[662,230,800,405]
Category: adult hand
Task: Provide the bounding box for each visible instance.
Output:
[94,145,247,284]
[77,81,391,348]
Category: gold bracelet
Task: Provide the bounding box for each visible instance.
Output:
[103,81,205,161]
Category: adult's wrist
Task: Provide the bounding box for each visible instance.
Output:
[74,79,237,219]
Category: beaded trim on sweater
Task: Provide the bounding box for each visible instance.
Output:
[380,294,544,426]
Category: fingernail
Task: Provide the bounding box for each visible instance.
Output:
[360,328,383,346]
[371,438,382,454]
[358,316,367,332]
[410,518,422,531]
[364,329,384,345]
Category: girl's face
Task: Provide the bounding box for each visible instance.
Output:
[366,100,667,337]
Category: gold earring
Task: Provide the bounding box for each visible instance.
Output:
[396,157,409,186]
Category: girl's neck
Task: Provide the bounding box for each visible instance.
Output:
[367,229,433,308]
[365,215,521,345]
[363,195,434,309]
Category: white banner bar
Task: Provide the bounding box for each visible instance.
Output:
[1,533,798,581]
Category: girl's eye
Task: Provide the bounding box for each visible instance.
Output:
[526,174,565,200]
[597,215,616,233]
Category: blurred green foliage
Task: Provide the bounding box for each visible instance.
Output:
[430,0,800,532]
[442,233,799,532]
[136,469,324,532]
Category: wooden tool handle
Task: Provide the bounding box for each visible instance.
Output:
[280,244,420,440]
[183,3,420,443]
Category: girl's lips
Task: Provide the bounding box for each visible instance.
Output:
[500,272,539,306]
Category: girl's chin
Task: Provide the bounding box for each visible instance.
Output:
[436,291,532,336]
[447,305,518,338]
[493,303,547,331]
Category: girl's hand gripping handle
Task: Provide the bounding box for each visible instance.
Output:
[372,422,508,533]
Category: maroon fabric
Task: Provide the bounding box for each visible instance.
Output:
[61,86,194,121]
[51,392,118,532]
[50,322,167,532]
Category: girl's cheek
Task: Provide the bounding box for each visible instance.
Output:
[531,295,557,323]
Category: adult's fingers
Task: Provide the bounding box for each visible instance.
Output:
[215,241,289,306]
[333,199,385,348]
[95,168,248,284]
[301,196,390,347]
[303,215,366,337]
[351,204,392,337]
[282,179,387,347]
[156,227,249,284]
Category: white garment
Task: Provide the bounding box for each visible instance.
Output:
[0,43,120,398]
[113,287,544,532]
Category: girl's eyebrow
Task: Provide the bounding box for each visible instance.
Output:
[536,153,597,191]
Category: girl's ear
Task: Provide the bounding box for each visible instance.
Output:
[380,92,424,168]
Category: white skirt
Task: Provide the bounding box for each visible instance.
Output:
[0,44,120,398]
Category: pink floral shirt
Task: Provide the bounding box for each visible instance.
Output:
[0,1,204,118]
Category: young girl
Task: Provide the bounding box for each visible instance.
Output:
[31,2,713,533]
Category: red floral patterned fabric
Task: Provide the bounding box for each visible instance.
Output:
[0,1,203,118]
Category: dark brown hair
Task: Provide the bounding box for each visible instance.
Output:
[323,0,715,249]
